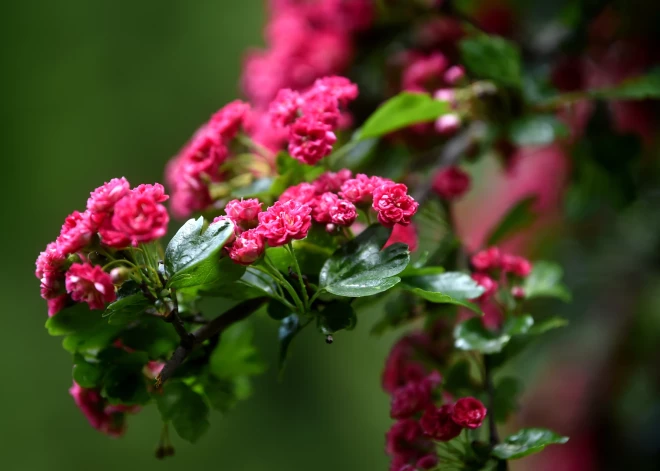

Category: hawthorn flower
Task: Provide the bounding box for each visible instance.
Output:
[420,404,462,441]
[209,100,251,140]
[311,192,339,224]
[35,242,65,280]
[373,182,419,227]
[451,397,487,429]
[278,182,318,205]
[311,76,359,107]
[229,229,265,265]
[288,116,337,165]
[501,254,533,277]
[432,166,471,200]
[56,211,96,255]
[47,294,68,317]
[313,169,352,193]
[257,200,312,246]
[471,273,498,301]
[402,52,449,92]
[87,177,130,223]
[390,372,440,420]
[65,263,116,310]
[69,382,138,437]
[224,198,262,232]
[269,88,303,127]
[329,199,357,226]
[416,454,439,470]
[340,174,385,204]
[471,247,501,272]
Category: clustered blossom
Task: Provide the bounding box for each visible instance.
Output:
[69,381,139,437]
[431,166,471,200]
[470,247,533,303]
[383,332,486,471]
[35,178,170,316]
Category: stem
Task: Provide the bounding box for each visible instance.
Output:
[263,257,305,314]
[484,354,508,470]
[287,242,309,308]
[156,297,267,387]
[165,290,194,350]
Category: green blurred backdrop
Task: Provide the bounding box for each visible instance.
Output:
[1,1,394,469]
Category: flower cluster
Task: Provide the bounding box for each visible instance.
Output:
[431,166,471,200]
[35,178,169,316]
[69,381,139,437]
[166,101,251,218]
[470,247,533,303]
[383,332,487,471]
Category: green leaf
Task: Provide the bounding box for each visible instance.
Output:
[118,316,179,359]
[155,381,210,443]
[359,93,449,139]
[493,377,522,423]
[164,217,243,290]
[459,35,522,87]
[589,68,660,100]
[528,316,568,335]
[72,355,102,388]
[319,225,410,297]
[318,301,357,335]
[210,322,266,379]
[98,348,150,405]
[267,300,292,321]
[523,261,571,302]
[492,428,569,460]
[203,375,251,413]
[486,197,538,246]
[45,303,104,336]
[509,115,568,147]
[278,314,302,374]
[443,360,476,396]
[401,272,484,314]
[454,315,534,354]
[103,293,150,323]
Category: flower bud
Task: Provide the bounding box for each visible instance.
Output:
[110,267,131,284]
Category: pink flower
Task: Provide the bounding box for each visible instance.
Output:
[35,242,65,280]
[56,210,96,255]
[435,113,461,135]
[432,166,471,200]
[385,224,419,252]
[444,65,466,85]
[373,183,419,227]
[416,454,439,470]
[301,88,341,127]
[269,89,303,127]
[40,271,64,300]
[229,229,265,265]
[512,286,525,298]
[390,372,440,420]
[311,76,359,107]
[471,247,501,272]
[102,185,169,247]
[87,177,131,223]
[501,254,533,277]
[69,382,135,437]
[402,52,449,92]
[65,263,116,310]
[47,294,69,317]
[209,100,251,140]
[451,397,487,429]
[132,183,169,203]
[471,273,498,300]
[224,198,263,232]
[420,404,462,441]
[257,200,312,246]
[329,199,357,226]
[340,174,386,204]
[311,192,339,224]
[288,116,337,165]
[313,169,352,193]
[279,182,319,205]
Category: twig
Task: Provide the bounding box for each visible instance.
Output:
[484,354,508,470]
[156,297,267,388]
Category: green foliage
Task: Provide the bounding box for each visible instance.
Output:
[210,322,266,379]
[319,225,410,297]
[454,315,534,354]
[46,303,124,354]
[72,355,102,388]
[589,68,660,100]
[98,348,150,405]
[492,428,569,460]
[401,272,484,314]
[103,285,150,326]
[508,115,568,147]
[459,35,522,87]
[270,153,325,195]
[523,261,571,302]
[486,197,538,246]
[493,377,522,423]
[155,381,210,443]
[358,92,449,139]
[202,374,251,413]
[317,301,357,335]
[278,314,302,373]
[164,217,244,291]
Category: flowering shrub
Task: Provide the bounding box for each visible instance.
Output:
[37,0,660,468]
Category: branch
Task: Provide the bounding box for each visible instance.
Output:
[156,297,267,388]
[484,354,508,470]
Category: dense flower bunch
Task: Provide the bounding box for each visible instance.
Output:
[383,332,487,470]
[36,178,169,316]
[470,247,532,303]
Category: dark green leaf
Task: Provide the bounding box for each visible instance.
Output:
[45,303,104,336]
[155,381,210,443]
[493,377,522,423]
[319,225,410,297]
[98,348,150,405]
[278,314,302,374]
[359,93,449,139]
[318,301,357,335]
[509,115,568,146]
[528,316,568,335]
[202,374,251,413]
[72,355,102,388]
[118,316,179,359]
[523,261,571,301]
[589,68,660,100]
[164,217,243,290]
[267,300,292,321]
[103,293,150,324]
[401,272,484,314]
[486,197,538,246]
[210,322,266,379]
[454,315,534,354]
[270,153,324,195]
[459,35,522,87]
[492,428,569,460]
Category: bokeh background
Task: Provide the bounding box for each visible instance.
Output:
[4,0,660,470]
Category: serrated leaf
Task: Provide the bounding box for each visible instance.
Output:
[210,322,266,379]
[203,375,251,413]
[103,293,150,323]
[359,92,449,139]
[401,272,484,314]
[486,197,538,246]
[318,301,357,335]
[97,348,150,405]
[319,225,410,297]
[155,381,210,443]
[523,261,571,301]
[454,315,534,354]
[117,316,179,359]
[492,428,569,460]
[164,217,243,290]
[459,35,522,87]
[509,115,568,146]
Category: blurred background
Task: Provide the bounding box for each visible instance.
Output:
[3,0,660,470]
